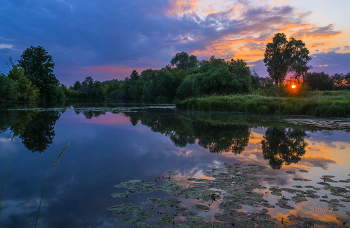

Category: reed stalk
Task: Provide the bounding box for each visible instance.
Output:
[35,142,70,228]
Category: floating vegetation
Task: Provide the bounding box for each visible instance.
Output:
[299,169,309,173]
[286,170,296,174]
[109,163,350,227]
[292,178,312,181]
[264,177,276,181]
[166,171,179,176]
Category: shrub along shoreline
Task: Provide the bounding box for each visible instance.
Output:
[176,95,350,117]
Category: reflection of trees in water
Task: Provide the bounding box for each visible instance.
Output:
[20,112,61,152]
[0,110,61,153]
[123,110,250,154]
[261,127,308,170]
[74,109,106,119]
[194,121,250,154]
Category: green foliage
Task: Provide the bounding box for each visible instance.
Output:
[170,52,198,71]
[176,74,195,99]
[18,46,59,101]
[142,70,176,102]
[264,33,311,85]
[177,57,252,99]
[304,72,334,91]
[78,76,106,100]
[0,74,18,103]
[8,65,39,101]
[176,94,350,117]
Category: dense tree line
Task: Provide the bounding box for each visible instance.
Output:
[70,53,255,102]
[304,71,350,91]
[1,42,349,104]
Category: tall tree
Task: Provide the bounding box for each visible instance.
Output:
[264,33,311,85]
[170,52,198,71]
[130,70,140,81]
[18,46,59,100]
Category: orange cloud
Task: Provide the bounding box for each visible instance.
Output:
[168,0,200,16]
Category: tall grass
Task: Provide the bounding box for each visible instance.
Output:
[176,93,350,117]
[35,142,70,228]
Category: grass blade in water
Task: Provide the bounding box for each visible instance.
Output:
[35,142,70,228]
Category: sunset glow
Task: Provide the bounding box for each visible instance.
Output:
[0,0,349,85]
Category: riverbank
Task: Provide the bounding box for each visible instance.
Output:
[176,92,350,117]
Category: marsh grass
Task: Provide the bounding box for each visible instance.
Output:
[35,142,70,228]
[176,91,350,117]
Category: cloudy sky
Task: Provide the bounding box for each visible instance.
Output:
[0,0,349,86]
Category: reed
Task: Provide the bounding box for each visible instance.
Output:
[35,142,70,228]
[176,94,350,117]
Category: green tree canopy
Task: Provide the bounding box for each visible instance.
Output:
[0,74,18,103]
[18,46,59,100]
[304,72,334,91]
[170,52,198,71]
[264,33,311,85]
[8,65,39,101]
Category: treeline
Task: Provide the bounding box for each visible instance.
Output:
[0,47,66,103]
[1,45,350,104]
[304,72,350,91]
[69,53,254,102]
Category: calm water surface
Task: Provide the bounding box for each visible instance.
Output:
[0,106,350,228]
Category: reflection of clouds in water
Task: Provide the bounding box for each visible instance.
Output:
[0,199,44,226]
[300,155,337,170]
[0,138,19,155]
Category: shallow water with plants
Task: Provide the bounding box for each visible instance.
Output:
[0,105,350,228]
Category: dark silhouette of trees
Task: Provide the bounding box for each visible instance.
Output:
[18,46,62,101]
[261,127,308,169]
[0,110,61,153]
[304,72,334,91]
[19,111,61,152]
[124,110,251,154]
[194,122,250,154]
[264,33,311,85]
[170,52,198,71]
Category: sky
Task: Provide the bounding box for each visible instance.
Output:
[0,0,349,86]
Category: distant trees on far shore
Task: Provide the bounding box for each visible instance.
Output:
[1,38,350,104]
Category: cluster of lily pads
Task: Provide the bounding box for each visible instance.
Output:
[284,118,350,131]
[108,164,350,227]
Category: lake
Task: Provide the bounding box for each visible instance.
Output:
[0,105,350,228]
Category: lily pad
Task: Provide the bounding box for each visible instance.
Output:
[193,204,210,211]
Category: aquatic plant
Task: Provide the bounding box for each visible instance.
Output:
[109,163,350,227]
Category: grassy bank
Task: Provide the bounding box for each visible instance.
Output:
[176,92,350,117]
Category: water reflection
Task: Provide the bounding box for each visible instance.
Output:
[123,109,311,169]
[0,110,61,152]
[262,127,308,170]
[1,107,313,167]
[1,106,350,228]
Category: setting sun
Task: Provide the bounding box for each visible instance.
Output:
[292,85,297,89]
